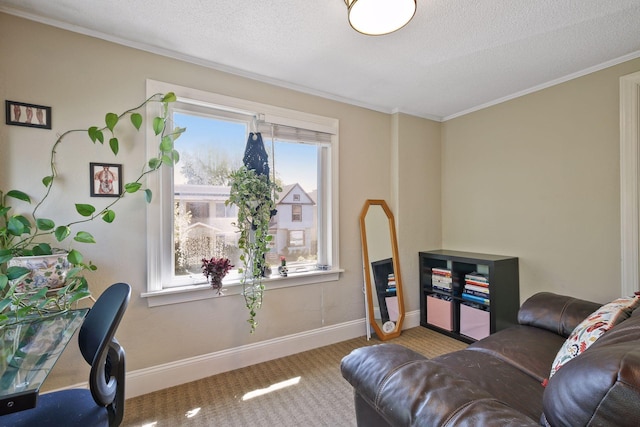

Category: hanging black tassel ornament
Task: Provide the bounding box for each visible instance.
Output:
[243,132,270,178]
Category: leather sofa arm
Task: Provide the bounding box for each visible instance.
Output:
[517,292,601,338]
[340,343,426,399]
[542,342,640,427]
[341,344,539,427]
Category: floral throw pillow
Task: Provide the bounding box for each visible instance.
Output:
[548,295,640,379]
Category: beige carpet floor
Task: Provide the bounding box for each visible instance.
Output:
[123,327,467,427]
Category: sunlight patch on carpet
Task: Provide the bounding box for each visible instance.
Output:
[242,376,301,401]
[186,407,201,418]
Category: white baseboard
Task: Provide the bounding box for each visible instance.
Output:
[59,310,421,398]
[404,309,420,328]
[125,317,366,397]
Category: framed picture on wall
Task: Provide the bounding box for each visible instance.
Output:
[5,100,52,129]
[90,162,122,197]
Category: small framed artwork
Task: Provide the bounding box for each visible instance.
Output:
[90,163,123,197]
[5,100,52,129]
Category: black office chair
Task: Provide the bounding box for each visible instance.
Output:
[2,282,131,427]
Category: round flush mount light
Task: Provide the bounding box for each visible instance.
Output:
[345,0,417,36]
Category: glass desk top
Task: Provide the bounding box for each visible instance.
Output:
[0,309,88,415]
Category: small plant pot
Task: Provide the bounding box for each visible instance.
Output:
[8,252,70,293]
[210,276,224,295]
[278,265,288,277]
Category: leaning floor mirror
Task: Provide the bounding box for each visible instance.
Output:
[359,199,405,340]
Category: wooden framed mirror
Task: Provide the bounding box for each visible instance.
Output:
[359,199,405,340]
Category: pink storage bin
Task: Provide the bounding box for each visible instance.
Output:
[460,304,490,340]
[427,296,452,331]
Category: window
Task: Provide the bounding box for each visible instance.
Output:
[292,204,302,222]
[144,80,340,305]
[185,202,209,221]
[289,230,305,247]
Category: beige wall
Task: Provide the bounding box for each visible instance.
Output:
[0,13,440,390]
[3,11,638,393]
[393,113,442,312]
[442,58,640,304]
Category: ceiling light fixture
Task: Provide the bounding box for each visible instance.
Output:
[344,0,416,36]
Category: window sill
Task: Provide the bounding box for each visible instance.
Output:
[141,269,343,307]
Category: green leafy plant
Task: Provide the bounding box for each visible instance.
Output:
[0,92,184,326]
[226,166,280,332]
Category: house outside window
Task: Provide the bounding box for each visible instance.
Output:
[144,80,340,305]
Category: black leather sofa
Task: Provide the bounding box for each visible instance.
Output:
[341,292,640,426]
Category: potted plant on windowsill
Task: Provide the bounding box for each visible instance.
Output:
[201,256,233,295]
[226,166,280,333]
[0,93,184,327]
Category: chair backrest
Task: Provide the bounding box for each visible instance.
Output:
[78,282,131,424]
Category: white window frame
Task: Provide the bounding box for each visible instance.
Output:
[142,80,341,307]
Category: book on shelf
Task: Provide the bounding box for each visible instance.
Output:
[464,283,490,294]
[387,273,396,291]
[464,289,489,298]
[433,281,452,289]
[461,292,490,305]
[433,282,451,290]
[465,279,489,287]
[431,267,451,277]
[465,272,488,283]
[463,271,489,300]
[433,284,452,293]
[432,272,452,280]
[431,267,453,292]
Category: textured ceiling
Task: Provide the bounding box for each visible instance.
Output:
[2,0,640,120]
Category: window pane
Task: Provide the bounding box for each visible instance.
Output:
[292,204,302,222]
[173,112,245,277]
[269,140,318,269]
[171,110,321,281]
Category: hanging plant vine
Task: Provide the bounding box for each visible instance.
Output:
[1,93,183,327]
[226,166,280,332]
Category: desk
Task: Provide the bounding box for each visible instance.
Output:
[0,309,88,415]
